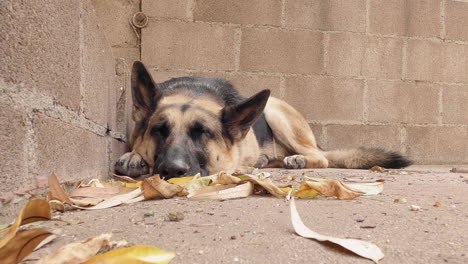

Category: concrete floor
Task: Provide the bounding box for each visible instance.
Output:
[15,166,468,263]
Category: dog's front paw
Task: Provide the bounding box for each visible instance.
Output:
[283,155,306,169]
[115,152,149,177]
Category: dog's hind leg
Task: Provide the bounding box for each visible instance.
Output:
[263,97,328,169]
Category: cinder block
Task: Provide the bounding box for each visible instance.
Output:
[142,21,237,71]
[369,0,441,37]
[191,72,281,98]
[81,1,117,129]
[143,0,190,19]
[326,33,365,77]
[0,105,30,193]
[149,69,192,83]
[284,0,366,32]
[406,40,468,83]
[227,74,281,99]
[407,126,468,164]
[0,0,81,110]
[284,76,364,121]
[194,0,282,26]
[442,85,468,124]
[92,0,139,47]
[327,125,402,151]
[362,37,403,79]
[240,28,323,74]
[367,80,439,123]
[327,33,403,78]
[446,1,468,41]
[33,114,108,180]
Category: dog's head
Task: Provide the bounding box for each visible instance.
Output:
[129,61,270,178]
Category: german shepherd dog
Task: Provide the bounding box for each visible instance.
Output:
[115,61,411,179]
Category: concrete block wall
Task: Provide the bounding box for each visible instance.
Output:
[141,0,468,165]
[0,0,139,210]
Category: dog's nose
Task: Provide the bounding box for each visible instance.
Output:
[158,159,189,179]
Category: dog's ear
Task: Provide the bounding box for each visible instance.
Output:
[131,61,163,122]
[221,89,271,142]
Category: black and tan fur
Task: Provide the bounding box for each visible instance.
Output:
[115,62,411,179]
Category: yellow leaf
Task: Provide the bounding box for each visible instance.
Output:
[0,199,51,248]
[279,187,294,194]
[84,245,175,264]
[167,176,193,186]
[183,174,216,193]
[0,229,52,264]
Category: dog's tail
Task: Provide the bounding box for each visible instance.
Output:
[323,147,412,169]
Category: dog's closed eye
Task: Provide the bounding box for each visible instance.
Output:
[189,122,213,140]
[151,119,170,138]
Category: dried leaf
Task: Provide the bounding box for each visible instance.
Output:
[370,166,388,173]
[294,182,320,199]
[0,229,52,264]
[110,173,140,183]
[346,182,384,196]
[34,234,57,251]
[74,188,143,210]
[69,197,104,207]
[142,175,184,200]
[188,182,254,201]
[211,172,242,185]
[84,245,175,264]
[37,233,112,264]
[0,199,51,248]
[245,177,287,198]
[290,198,384,263]
[167,176,194,186]
[183,174,216,193]
[301,179,364,200]
[49,200,65,212]
[48,173,73,204]
[70,186,122,199]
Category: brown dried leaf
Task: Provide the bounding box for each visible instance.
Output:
[245,177,287,198]
[210,172,242,185]
[37,233,112,264]
[48,173,73,204]
[302,179,364,200]
[0,229,52,264]
[142,175,184,200]
[370,166,389,173]
[0,199,51,248]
